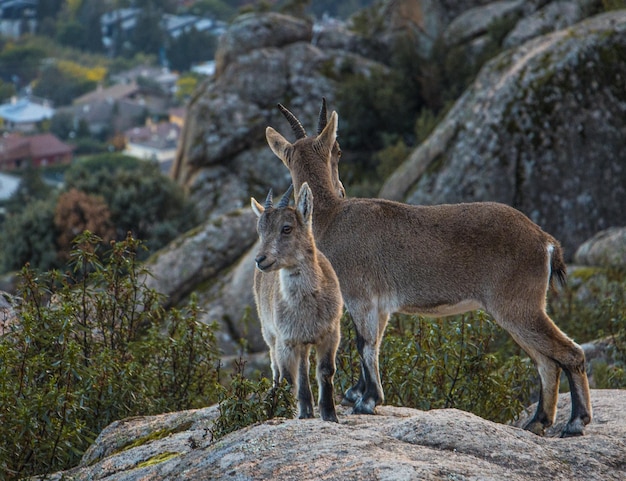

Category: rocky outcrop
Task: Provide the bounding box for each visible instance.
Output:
[163,4,626,353]
[145,209,256,307]
[46,389,626,480]
[171,12,385,221]
[143,209,265,353]
[574,227,626,269]
[380,10,626,258]
[443,0,525,46]
[503,0,591,48]
[214,13,313,77]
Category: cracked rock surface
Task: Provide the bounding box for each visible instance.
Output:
[47,390,626,480]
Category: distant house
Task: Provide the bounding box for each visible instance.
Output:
[0,0,37,38]
[123,120,181,173]
[109,65,179,95]
[0,97,54,133]
[73,82,141,106]
[0,133,73,171]
[59,81,171,138]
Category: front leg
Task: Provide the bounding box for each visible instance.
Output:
[279,343,314,419]
[350,309,388,415]
[268,346,280,387]
[317,332,340,422]
[296,345,314,419]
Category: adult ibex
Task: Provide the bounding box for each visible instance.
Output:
[266,103,592,437]
[252,183,343,422]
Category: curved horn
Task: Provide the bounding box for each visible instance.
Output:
[317,97,328,134]
[277,103,307,139]
[277,184,294,208]
[264,189,273,209]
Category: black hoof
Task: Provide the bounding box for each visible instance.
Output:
[561,418,586,437]
[342,388,361,406]
[524,420,547,436]
[352,398,376,415]
[321,411,339,423]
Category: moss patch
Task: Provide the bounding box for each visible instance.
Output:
[135,451,180,469]
[120,421,194,454]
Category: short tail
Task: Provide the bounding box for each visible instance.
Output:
[549,242,567,290]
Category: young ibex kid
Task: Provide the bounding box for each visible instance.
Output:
[252,183,343,422]
[266,103,592,437]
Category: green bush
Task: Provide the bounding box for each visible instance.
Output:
[64,155,198,255]
[209,358,295,441]
[0,232,220,479]
[0,198,58,273]
[548,268,626,343]
[0,154,198,276]
[549,268,626,389]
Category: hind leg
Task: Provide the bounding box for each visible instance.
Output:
[523,351,561,436]
[560,347,591,437]
[296,345,314,419]
[501,310,592,436]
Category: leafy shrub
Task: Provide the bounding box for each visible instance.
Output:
[0,198,58,273]
[548,267,626,389]
[336,311,536,424]
[64,155,198,255]
[375,137,412,180]
[32,63,97,107]
[0,45,46,85]
[604,289,626,387]
[548,268,626,343]
[0,154,199,276]
[54,189,115,262]
[209,358,295,441]
[601,0,626,11]
[0,232,220,479]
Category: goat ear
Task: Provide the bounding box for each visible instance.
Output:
[266,127,292,167]
[297,182,313,225]
[315,111,337,157]
[251,197,264,217]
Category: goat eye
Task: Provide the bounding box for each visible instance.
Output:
[337,150,342,157]
[282,225,292,235]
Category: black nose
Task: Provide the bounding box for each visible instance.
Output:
[255,255,266,265]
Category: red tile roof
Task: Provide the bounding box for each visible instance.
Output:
[0,133,73,166]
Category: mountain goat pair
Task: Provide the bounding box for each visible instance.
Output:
[263,101,592,437]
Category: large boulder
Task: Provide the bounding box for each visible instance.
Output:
[144,209,257,308]
[214,12,313,77]
[143,209,261,353]
[171,16,383,220]
[47,389,626,480]
[379,10,626,259]
[503,0,591,48]
[574,227,626,269]
[443,0,526,47]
